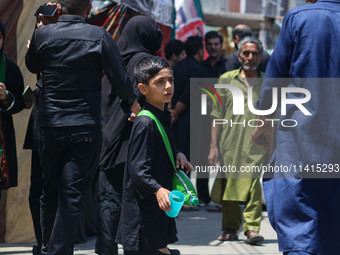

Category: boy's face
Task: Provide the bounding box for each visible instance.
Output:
[138,67,174,110]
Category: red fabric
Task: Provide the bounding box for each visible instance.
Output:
[0,115,9,189]
[157,23,171,59]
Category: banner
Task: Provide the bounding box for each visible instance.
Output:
[121,0,174,27]
[175,0,205,41]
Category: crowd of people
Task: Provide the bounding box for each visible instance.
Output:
[0,0,339,255]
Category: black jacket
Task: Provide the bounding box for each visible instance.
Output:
[197,56,227,78]
[171,56,202,159]
[25,15,135,127]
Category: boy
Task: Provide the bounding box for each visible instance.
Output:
[116,56,192,255]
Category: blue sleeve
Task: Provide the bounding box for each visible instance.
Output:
[258,13,295,111]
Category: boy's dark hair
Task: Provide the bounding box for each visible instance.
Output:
[164,39,184,60]
[232,27,252,40]
[184,36,203,57]
[205,31,223,44]
[58,0,90,16]
[135,56,172,85]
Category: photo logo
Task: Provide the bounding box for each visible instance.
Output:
[199,83,222,115]
[200,84,311,116]
[199,83,312,128]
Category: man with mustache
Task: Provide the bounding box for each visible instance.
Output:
[208,37,266,244]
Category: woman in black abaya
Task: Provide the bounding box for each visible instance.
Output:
[0,21,25,194]
[96,15,169,255]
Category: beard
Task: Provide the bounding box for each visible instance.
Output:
[208,51,219,58]
[242,64,258,71]
[240,55,259,71]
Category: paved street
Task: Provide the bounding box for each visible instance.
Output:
[0,207,281,255]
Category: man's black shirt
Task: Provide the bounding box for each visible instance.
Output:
[197,56,227,78]
[26,15,135,127]
[171,56,201,107]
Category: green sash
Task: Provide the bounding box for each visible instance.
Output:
[137,110,199,206]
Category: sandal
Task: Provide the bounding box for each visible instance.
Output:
[217,230,238,241]
[207,204,222,212]
[245,230,264,245]
[157,248,180,255]
[181,206,200,211]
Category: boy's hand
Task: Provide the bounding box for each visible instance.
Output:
[128,99,141,122]
[0,83,7,100]
[155,187,171,212]
[176,152,194,174]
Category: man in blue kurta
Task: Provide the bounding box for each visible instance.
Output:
[255,0,340,254]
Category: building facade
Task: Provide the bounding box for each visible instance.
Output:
[201,0,308,50]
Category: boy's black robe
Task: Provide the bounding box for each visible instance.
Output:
[116,103,178,251]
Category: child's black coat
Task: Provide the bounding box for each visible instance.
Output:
[116,103,178,251]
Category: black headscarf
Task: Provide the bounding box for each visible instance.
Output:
[99,16,162,171]
[0,21,5,59]
[117,15,162,85]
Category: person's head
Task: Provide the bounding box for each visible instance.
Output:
[204,31,223,59]
[118,15,163,64]
[0,21,5,58]
[136,56,174,110]
[164,39,185,66]
[184,36,204,61]
[57,0,91,18]
[238,37,264,71]
[232,24,252,49]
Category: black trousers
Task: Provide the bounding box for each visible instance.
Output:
[196,176,211,204]
[283,252,315,255]
[124,250,157,255]
[29,151,43,249]
[39,125,101,255]
[196,156,211,204]
[95,165,124,255]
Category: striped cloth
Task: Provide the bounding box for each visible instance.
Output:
[88,2,132,42]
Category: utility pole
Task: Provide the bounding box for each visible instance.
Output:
[240,0,246,13]
[259,0,267,50]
